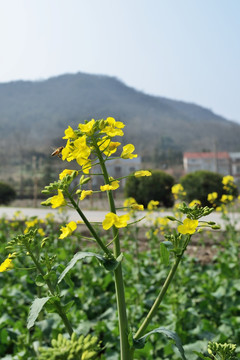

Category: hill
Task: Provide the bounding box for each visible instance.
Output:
[0,72,240,163]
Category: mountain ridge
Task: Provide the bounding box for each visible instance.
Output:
[0,72,240,162]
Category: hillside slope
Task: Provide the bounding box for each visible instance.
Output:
[0,72,239,158]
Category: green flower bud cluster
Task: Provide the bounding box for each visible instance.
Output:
[164,233,188,256]
[42,171,79,195]
[6,229,38,254]
[178,202,214,220]
[38,332,101,360]
[208,341,237,359]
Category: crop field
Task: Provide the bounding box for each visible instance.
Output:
[0,118,239,360]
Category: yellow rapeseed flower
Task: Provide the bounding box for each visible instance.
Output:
[102,212,130,230]
[0,254,14,272]
[189,199,201,207]
[78,119,96,135]
[50,190,67,208]
[178,218,198,235]
[59,221,77,239]
[123,197,137,207]
[221,194,233,203]
[134,170,152,177]
[59,169,76,180]
[62,126,77,140]
[157,217,169,226]
[207,192,218,203]
[100,179,119,191]
[222,175,234,186]
[147,200,159,210]
[121,144,137,159]
[80,190,93,200]
[130,203,144,211]
[101,117,125,137]
[97,136,121,156]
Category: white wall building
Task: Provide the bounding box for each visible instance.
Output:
[183,152,231,175]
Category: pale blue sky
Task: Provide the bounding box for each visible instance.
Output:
[0,0,239,122]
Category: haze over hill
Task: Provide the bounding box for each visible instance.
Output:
[1,72,240,162]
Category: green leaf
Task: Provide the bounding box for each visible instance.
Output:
[27,297,50,329]
[35,275,45,287]
[103,253,123,271]
[58,251,121,283]
[133,327,187,360]
[193,351,212,360]
[160,243,170,265]
[63,300,75,314]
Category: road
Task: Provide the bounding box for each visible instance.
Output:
[0,206,239,229]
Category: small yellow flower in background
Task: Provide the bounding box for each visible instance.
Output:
[80,190,93,200]
[78,119,96,135]
[121,144,137,159]
[102,212,130,230]
[0,254,14,272]
[123,197,137,207]
[62,126,77,140]
[189,199,201,207]
[100,178,119,191]
[171,184,186,199]
[45,213,55,221]
[207,192,218,203]
[38,228,45,236]
[222,175,234,186]
[59,221,77,239]
[134,170,152,177]
[59,169,76,180]
[220,194,233,203]
[50,190,67,208]
[130,203,144,211]
[147,200,159,210]
[178,218,198,235]
[123,197,144,211]
[157,217,169,226]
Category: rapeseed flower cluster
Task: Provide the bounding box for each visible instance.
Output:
[42,117,153,232]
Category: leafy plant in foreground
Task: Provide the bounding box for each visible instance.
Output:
[3,117,224,359]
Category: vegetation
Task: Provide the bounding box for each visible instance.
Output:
[180,170,238,207]
[125,169,175,208]
[0,182,16,205]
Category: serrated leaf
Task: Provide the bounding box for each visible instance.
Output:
[27,297,50,329]
[160,243,170,265]
[58,252,121,283]
[134,327,187,360]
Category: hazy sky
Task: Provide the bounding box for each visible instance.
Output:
[0,0,239,122]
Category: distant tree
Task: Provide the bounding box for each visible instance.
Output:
[0,182,16,205]
[180,170,238,207]
[125,170,175,208]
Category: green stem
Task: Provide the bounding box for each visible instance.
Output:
[26,243,73,336]
[134,255,182,340]
[96,143,131,360]
[66,189,113,258]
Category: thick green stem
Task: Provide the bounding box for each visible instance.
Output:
[26,244,73,336]
[66,190,113,258]
[96,144,131,359]
[134,255,182,340]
